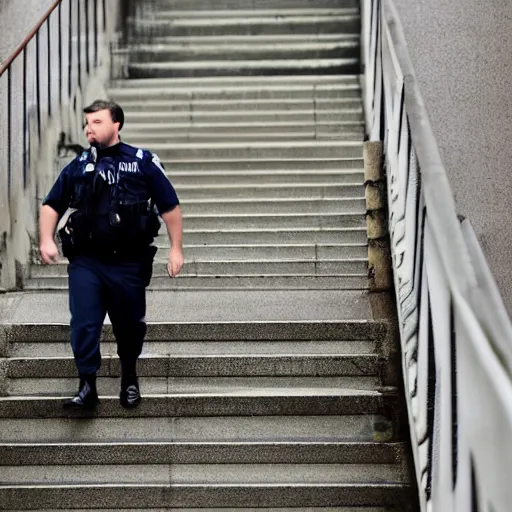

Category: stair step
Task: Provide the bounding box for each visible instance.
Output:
[120,98,362,112]
[128,132,363,143]
[24,274,369,291]
[33,244,368,265]
[125,108,363,125]
[147,8,359,18]
[157,228,367,244]
[2,321,386,342]
[124,122,363,138]
[155,243,369,259]
[135,141,363,160]
[0,413,389,444]
[128,59,359,78]
[109,82,362,101]
[126,41,359,62]
[0,509,407,512]
[32,258,368,276]
[111,85,362,101]
[128,15,360,38]
[10,340,378,359]
[29,264,369,277]
[127,129,363,143]
[111,74,361,88]
[6,354,379,378]
[178,198,365,215]
[0,483,409,509]
[1,462,406,485]
[127,127,364,142]
[158,243,369,259]
[172,184,365,200]
[160,212,366,229]
[150,32,359,43]
[147,0,360,9]
[0,388,392,418]
[168,171,364,186]
[0,441,404,465]
[159,157,364,171]
[8,376,382,397]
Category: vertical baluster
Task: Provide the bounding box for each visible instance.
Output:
[0,70,10,257]
[23,50,28,189]
[7,68,12,200]
[35,31,41,141]
[77,0,81,90]
[47,16,52,118]
[58,1,62,106]
[85,0,90,75]
[93,0,98,66]
[68,0,73,100]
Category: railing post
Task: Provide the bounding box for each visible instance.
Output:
[364,141,392,292]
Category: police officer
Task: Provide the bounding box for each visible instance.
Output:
[39,100,184,410]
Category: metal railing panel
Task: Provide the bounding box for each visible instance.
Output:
[0,0,120,289]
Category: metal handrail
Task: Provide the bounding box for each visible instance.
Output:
[0,0,62,77]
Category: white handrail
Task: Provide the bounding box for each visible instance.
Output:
[361,1,512,510]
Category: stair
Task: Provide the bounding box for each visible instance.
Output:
[25,81,368,291]
[3,0,415,510]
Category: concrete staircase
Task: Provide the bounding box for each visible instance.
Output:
[0,320,411,509]
[25,75,369,291]
[24,0,368,293]
[0,0,415,510]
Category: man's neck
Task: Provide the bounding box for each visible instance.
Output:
[97,139,121,151]
[92,140,121,161]
[95,137,121,150]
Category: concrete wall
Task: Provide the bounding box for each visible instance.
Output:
[392,0,512,317]
[0,0,119,290]
[0,0,55,62]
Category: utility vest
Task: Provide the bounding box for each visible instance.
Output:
[61,145,160,260]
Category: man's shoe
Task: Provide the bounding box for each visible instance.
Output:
[63,378,99,410]
[120,378,141,408]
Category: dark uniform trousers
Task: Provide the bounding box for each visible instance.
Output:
[68,255,147,376]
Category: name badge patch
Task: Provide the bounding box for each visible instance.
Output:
[119,161,139,173]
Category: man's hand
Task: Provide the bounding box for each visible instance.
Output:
[168,247,184,278]
[40,239,60,264]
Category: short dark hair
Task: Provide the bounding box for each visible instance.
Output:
[83,100,124,131]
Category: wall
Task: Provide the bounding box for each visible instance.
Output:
[391,0,512,316]
[0,0,55,63]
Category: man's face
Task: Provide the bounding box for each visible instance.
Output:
[85,109,119,147]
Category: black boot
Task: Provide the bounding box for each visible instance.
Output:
[63,375,99,410]
[120,361,141,408]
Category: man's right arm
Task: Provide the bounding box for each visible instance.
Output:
[39,159,77,264]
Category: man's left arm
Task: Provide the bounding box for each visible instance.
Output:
[145,152,184,278]
[161,206,184,278]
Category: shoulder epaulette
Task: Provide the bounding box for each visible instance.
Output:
[119,142,147,160]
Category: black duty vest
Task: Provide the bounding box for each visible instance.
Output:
[66,143,160,256]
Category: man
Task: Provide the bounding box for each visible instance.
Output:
[39,100,183,410]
